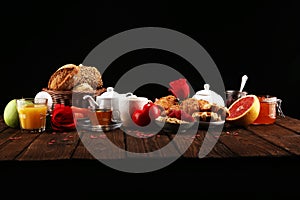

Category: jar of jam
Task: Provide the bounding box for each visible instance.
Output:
[252,95,284,125]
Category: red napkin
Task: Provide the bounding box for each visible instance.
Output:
[51,104,75,131]
[169,78,190,100]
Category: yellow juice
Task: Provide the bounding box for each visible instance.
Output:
[18,105,47,130]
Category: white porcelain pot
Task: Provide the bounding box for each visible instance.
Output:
[193,84,225,106]
[119,96,149,127]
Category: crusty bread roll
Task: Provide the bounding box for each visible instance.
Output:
[74,64,103,89]
[47,64,103,91]
[48,64,80,90]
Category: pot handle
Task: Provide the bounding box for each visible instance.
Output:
[125,92,134,97]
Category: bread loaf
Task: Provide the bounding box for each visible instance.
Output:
[74,64,103,89]
[48,64,80,90]
[47,64,103,91]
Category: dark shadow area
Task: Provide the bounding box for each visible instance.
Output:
[1,1,300,119]
[1,156,300,196]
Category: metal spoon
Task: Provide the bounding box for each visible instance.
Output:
[239,75,248,92]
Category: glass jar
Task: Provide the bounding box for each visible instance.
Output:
[252,95,284,125]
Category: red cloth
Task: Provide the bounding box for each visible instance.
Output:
[51,104,75,131]
[168,78,190,100]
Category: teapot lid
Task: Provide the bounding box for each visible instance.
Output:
[193,84,225,106]
[196,84,211,96]
[99,87,119,98]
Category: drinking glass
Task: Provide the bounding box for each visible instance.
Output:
[17,98,48,132]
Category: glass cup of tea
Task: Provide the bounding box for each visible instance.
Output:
[16,98,48,132]
[91,98,120,126]
[225,90,248,108]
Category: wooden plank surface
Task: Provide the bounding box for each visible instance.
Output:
[0,115,8,132]
[72,129,126,160]
[143,132,180,158]
[0,130,40,160]
[72,139,95,160]
[220,125,290,157]
[16,131,80,161]
[0,115,300,161]
[247,123,300,155]
[196,129,237,158]
[275,116,300,134]
[0,128,21,146]
[125,130,149,158]
[168,130,203,158]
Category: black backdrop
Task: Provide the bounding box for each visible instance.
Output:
[1,1,300,119]
[1,1,300,196]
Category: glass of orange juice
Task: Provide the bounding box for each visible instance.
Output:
[17,98,48,132]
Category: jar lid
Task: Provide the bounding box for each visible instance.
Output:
[259,95,277,103]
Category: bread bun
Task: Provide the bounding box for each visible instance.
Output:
[48,64,80,90]
[74,64,103,89]
[47,63,103,91]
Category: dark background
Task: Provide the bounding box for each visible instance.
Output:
[1,1,300,196]
[1,1,300,119]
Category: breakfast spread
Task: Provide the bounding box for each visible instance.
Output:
[3,65,284,132]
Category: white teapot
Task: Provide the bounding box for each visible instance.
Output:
[83,87,132,121]
[83,87,118,109]
[83,87,148,123]
[192,84,225,106]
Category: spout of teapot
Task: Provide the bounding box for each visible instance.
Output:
[83,95,99,109]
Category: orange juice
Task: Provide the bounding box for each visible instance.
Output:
[17,98,48,132]
[18,104,47,130]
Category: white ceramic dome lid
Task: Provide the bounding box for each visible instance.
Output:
[98,87,120,98]
[193,84,225,106]
[196,83,211,96]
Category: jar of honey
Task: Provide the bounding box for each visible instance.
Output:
[252,95,284,125]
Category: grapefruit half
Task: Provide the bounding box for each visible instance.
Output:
[226,94,260,127]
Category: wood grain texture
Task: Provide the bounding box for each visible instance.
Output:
[16,131,80,161]
[0,130,40,160]
[247,123,300,155]
[0,115,8,132]
[220,125,290,157]
[143,132,179,158]
[73,130,126,160]
[0,115,299,161]
[275,116,300,134]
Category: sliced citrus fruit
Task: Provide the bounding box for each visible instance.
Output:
[226,94,260,126]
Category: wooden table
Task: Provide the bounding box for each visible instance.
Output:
[1,115,300,194]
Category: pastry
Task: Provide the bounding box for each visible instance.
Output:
[192,112,220,122]
[154,95,179,115]
[155,95,228,122]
